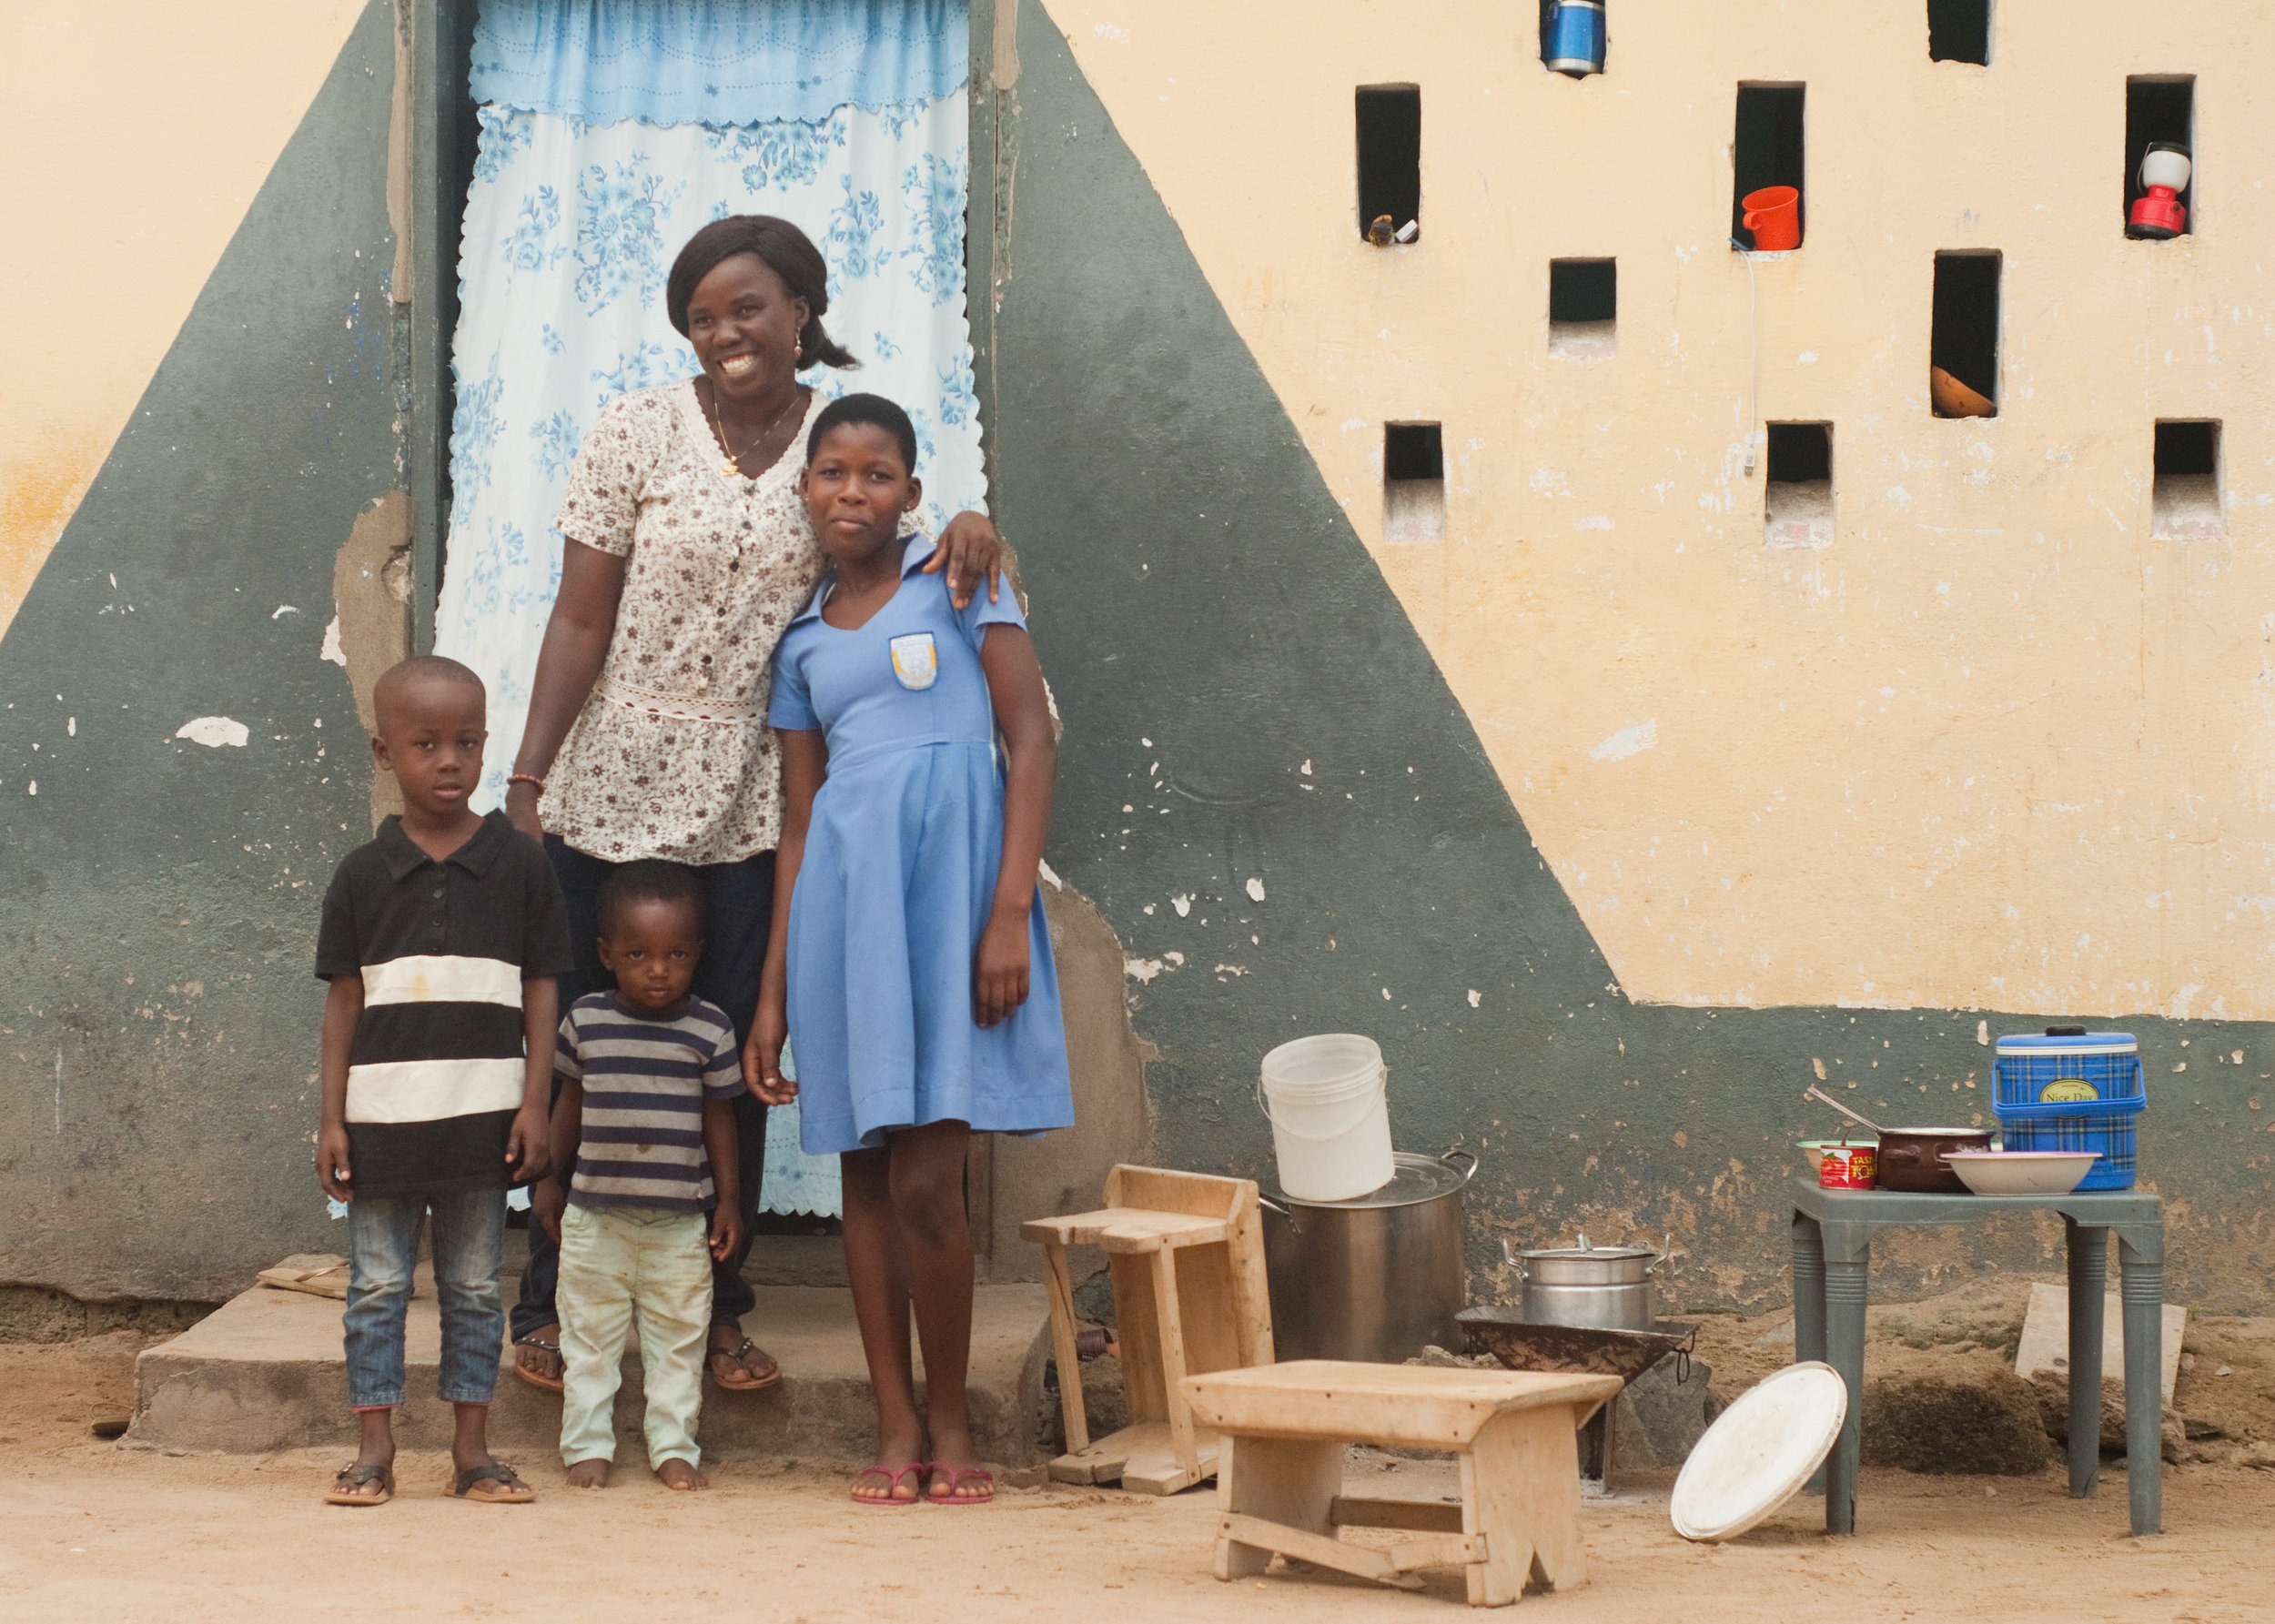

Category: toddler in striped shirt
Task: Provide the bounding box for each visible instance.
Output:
[531,860,744,1489]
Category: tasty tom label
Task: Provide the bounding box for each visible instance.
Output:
[1819,1145,1877,1188]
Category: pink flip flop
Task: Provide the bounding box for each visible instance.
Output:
[926,1466,995,1506]
[850,1463,925,1507]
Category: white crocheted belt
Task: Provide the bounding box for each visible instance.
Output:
[594,676,762,724]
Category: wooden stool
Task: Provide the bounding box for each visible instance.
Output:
[1181,1360,1622,1607]
[1021,1165,1274,1494]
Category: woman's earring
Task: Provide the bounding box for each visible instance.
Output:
[794,338,804,365]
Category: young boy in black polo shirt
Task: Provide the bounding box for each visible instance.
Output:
[315,656,572,1507]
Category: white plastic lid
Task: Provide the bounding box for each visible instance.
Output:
[1669,1361,1847,1542]
[1994,1030,2136,1056]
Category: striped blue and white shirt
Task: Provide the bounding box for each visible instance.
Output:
[556,992,743,1213]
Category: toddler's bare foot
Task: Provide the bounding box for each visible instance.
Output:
[564,1458,610,1489]
[658,1458,707,1490]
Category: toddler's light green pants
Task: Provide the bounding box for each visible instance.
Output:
[557,1204,713,1470]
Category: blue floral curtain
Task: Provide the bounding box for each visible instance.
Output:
[437,1,979,1216]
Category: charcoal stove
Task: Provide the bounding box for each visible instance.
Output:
[1456,1307,1699,1497]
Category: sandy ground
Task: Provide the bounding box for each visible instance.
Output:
[2,1335,2271,1621]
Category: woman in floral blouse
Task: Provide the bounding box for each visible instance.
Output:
[501,215,1003,1394]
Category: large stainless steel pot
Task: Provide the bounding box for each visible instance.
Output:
[1261,1150,1478,1364]
[1502,1234,1668,1331]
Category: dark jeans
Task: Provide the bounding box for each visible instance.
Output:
[511,836,774,1341]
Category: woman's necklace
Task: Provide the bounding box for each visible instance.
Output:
[708,380,806,482]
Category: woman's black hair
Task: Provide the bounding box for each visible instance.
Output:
[806,392,919,474]
[665,215,858,370]
[595,859,706,938]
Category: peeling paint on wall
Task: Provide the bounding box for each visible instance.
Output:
[333,489,412,826]
[174,718,250,750]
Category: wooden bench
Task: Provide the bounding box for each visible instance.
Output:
[1021,1165,1274,1494]
[1182,1361,1623,1607]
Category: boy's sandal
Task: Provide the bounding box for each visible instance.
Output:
[927,1467,996,1506]
[511,1334,566,1393]
[323,1461,395,1507]
[444,1461,537,1504]
[850,1463,926,1506]
[705,1337,781,1391]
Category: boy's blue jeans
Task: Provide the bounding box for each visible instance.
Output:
[344,1186,508,1409]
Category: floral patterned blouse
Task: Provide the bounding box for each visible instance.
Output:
[541,378,834,865]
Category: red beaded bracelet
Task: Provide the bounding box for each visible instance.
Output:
[507,772,546,793]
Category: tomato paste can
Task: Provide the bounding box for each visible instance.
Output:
[1818,1144,1876,1190]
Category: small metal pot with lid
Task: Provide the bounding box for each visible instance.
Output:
[1260,1149,1478,1365]
[1501,1234,1670,1331]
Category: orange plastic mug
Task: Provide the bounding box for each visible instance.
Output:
[1741,185,1800,251]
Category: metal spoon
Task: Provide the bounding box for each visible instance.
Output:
[1805,1084,1886,1136]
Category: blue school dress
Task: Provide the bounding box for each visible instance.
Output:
[766,535,1076,1155]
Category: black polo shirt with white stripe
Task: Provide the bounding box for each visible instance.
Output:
[315,810,573,1198]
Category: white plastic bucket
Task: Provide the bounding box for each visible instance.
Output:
[1259,1034,1395,1201]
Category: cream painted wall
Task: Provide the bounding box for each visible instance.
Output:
[1046,0,2275,1020]
[1,1,369,639]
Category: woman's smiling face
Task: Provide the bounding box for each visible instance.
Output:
[684,252,809,404]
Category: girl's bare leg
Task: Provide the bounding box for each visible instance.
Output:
[841,1143,923,1503]
[885,1120,984,1501]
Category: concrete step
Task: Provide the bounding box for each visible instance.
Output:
[128,1276,1049,1466]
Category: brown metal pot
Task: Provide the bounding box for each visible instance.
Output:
[1874,1126,1993,1193]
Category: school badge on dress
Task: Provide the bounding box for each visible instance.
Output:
[889,632,939,691]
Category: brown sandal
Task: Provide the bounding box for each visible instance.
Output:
[512,1334,566,1394]
[444,1461,536,1504]
[323,1460,394,1507]
[705,1336,781,1391]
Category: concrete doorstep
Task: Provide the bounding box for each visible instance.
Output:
[127,1276,1051,1467]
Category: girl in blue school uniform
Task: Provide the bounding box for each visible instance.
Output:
[748,393,1073,1508]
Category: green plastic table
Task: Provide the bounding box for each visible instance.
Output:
[1788,1178,2166,1536]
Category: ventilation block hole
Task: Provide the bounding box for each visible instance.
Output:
[1764,422,1833,550]
[2125,76,2194,237]
[1384,422,1445,543]
[1357,86,1421,244]
[1539,0,1607,77]
[2153,420,2221,540]
[1733,84,1805,251]
[1930,251,2000,418]
[1927,0,1989,65]
[1548,258,1616,359]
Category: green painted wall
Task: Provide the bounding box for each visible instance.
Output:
[972,5,2270,1311]
[0,2,400,1302]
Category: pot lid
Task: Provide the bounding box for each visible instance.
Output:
[1995,1030,2136,1055]
[1881,1126,1991,1136]
[1510,1227,1660,1262]
[1269,1150,1472,1208]
[1670,1361,1847,1542]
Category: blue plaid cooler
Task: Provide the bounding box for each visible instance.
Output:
[1992,1030,2144,1190]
